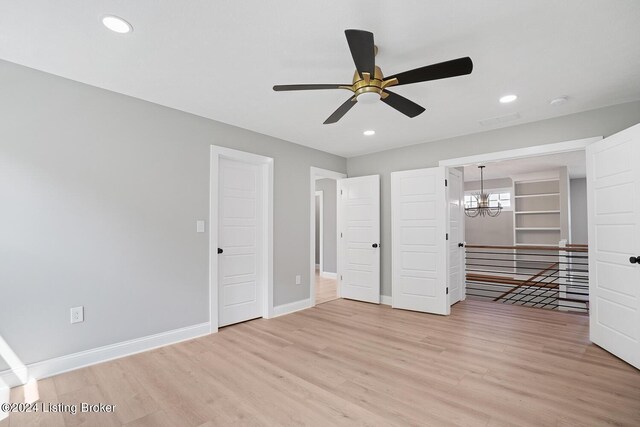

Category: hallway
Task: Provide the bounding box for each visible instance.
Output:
[315,269,338,305]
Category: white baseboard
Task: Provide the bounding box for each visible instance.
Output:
[320,271,337,279]
[381,295,392,306]
[272,298,312,318]
[0,322,210,389]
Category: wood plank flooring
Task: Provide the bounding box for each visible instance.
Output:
[4,299,640,426]
[315,270,338,305]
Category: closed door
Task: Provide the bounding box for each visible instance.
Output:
[587,123,640,369]
[448,168,465,305]
[218,158,264,327]
[391,167,449,315]
[337,175,380,304]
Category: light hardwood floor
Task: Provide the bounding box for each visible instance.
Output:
[4,299,640,426]
[315,270,337,305]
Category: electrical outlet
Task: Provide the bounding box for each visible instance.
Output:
[295,275,301,285]
[70,306,84,324]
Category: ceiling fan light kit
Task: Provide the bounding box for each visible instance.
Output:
[273,29,473,124]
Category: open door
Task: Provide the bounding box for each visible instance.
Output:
[337,175,380,303]
[587,123,640,369]
[391,167,449,315]
[448,168,465,305]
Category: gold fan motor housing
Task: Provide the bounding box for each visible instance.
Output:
[339,66,398,100]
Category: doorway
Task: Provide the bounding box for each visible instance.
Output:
[210,146,274,331]
[441,138,598,314]
[310,167,346,306]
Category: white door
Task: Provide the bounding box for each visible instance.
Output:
[337,175,380,303]
[391,167,449,315]
[218,158,264,327]
[587,123,640,369]
[448,168,465,305]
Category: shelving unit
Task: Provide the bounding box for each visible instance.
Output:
[514,192,560,198]
[515,227,561,231]
[514,179,561,246]
[515,210,560,215]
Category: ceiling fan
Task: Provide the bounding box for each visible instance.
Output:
[273,29,473,124]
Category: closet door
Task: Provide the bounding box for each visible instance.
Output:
[337,175,381,304]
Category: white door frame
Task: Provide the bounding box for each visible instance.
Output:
[439,137,601,168]
[315,191,324,273]
[310,167,347,307]
[210,146,274,333]
[439,136,601,306]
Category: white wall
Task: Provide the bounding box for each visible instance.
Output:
[346,100,640,297]
[315,179,337,274]
[570,178,588,244]
[0,60,346,371]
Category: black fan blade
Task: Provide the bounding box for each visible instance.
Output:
[345,29,375,77]
[385,57,473,86]
[273,84,348,91]
[324,97,357,124]
[381,90,425,118]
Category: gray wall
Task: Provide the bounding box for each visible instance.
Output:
[570,178,588,244]
[347,100,640,297]
[464,177,512,192]
[464,178,514,246]
[0,60,346,370]
[315,179,337,273]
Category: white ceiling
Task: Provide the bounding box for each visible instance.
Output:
[1,1,639,157]
[463,150,587,181]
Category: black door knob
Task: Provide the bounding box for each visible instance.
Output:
[372,243,379,248]
[218,248,223,254]
[458,243,464,248]
[630,256,639,264]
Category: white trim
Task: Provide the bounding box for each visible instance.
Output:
[438,137,601,168]
[321,272,337,279]
[315,190,324,275]
[272,298,312,318]
[381,295,392,306]
[0,322,210,389]
[310,167,347,307]
[210,146,274,332]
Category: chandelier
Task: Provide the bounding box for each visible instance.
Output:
[464,165,502,218]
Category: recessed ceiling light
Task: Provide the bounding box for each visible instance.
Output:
[363,130,375,136]
[102,15,132,34]
[499,94,518,104]
[550,96,568,106]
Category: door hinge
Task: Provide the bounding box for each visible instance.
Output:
[340,232,343,238]
[340,189,343,195]
[445,179,448,187]
[446,287,449,295]
[340,275,343,281]
[446,233,449,240]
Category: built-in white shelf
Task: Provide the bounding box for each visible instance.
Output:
[515,210,561,215]
[515,227,561,231]
[514,193,560,198]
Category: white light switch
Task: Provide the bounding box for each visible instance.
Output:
[196,220,205,233]
[295,275,301,285]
